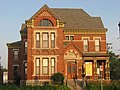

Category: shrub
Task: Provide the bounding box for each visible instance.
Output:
[51,72,64,85]
[86,82,120,90]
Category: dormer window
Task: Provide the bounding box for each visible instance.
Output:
[39,19,53,26]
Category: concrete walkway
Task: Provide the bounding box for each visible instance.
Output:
[67,80,83,90]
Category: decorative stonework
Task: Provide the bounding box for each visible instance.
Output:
[36,50,40,55]
[64,29,107,34]
[40,11,51,16]
[64,49,81,60]
[26,19,34,28]
[50,50,55,55]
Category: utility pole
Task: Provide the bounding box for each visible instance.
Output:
[100,65,103,90]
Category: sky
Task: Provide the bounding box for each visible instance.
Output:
[0,0,120,68]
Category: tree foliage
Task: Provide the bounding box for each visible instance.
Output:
[51,72,64,85]
[109,52,120,80]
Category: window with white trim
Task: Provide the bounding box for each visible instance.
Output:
[35,58,40,75]
[42,58,49,75]
[95,39,100,51]
[65,36,74,40]
[35,31,56,48]
[39,19,53,26]
[42,33,49,48]
[83,39,88,51]
[24,62,27,75]
[51,58,55,74]
[51,32,55,48]
[13,50,19,60]
[25,41,27,53]
[36,32,40,48]
[70,36,74,40]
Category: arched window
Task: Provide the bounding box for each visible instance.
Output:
[39,19,53,26]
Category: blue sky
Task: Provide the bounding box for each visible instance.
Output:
[0,0,120,68]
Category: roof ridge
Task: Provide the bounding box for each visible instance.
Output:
[51,8,83,10]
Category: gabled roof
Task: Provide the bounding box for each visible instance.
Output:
[64,41,83,54]
[29,4,105,29]
[30,4,57,19]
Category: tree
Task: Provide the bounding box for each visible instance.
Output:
[51,72,64,85]
[109,52,120,80]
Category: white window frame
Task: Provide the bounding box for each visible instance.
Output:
[25,41,27,54]
[83,39,88,51]
[65,35,74,41]
[93,37,101,52]
[42,58,49,75]
[35,58,40,75]
[51,58,55,74]
[34,30,57,49]
[95,39,100,52]
[33,56,57,76]
[13,49,19,60]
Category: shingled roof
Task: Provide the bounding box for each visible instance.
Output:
[28,4,105,29]
[51,8,104,29]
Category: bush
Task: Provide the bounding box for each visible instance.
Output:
[0,84,70,90]
[86,82,120,90]
[51,72,64,85]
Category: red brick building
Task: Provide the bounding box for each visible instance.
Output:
[7,5,110,84]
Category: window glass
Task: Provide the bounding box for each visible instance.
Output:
[95,40,99,45]
[36,58,40,66]
[43,58,48,66]
[43,58,48,74]
[13,66,19,76]
[35,58,40,75]
[43,33,48,40]
[25,68,27,74]
[51,58,55,74]
[65,36,74,40]
[51,58,55,66]
[42,33,49,48]
[65,36,69,40]
[25,41,27,47]
[39,19,53,26]
[95,39,100,51]
[51,33,55,48]
[84,39,88,51]
[14,50,18,59]
[51,33,55,40]
[36,33,40,48]
[25,41,27,53]
[70,36,74,40]
[36,33,40,41]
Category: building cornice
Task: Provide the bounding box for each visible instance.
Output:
[64,28,107,34]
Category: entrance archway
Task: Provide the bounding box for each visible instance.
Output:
[64,50,80,79]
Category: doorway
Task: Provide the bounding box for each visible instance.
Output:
[67,61,77,79]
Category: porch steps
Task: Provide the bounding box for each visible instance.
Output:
[67,80,83,90]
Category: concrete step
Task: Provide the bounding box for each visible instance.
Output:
[67,80,83,90]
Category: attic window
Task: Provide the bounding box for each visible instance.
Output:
[39,19,53,26]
